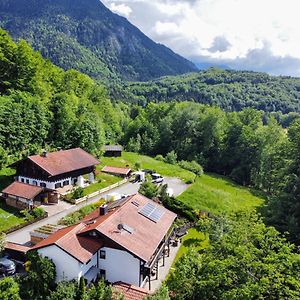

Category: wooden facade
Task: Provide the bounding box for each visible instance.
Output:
[14,159,95,183]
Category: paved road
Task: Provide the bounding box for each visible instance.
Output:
[6,177,188,244]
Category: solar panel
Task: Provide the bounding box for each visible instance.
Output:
[139,203,165,223]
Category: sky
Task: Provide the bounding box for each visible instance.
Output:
[102,0,300,76]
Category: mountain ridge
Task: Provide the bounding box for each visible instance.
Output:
[0,0,197,81]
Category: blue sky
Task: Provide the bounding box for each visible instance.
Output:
[102,0,300,76]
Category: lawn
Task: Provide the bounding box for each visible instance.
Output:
[82,172,121,196]
[0,201,26,232]
[178,173,265,215]
[100,152,196,183]
[174,228,208,263]
[0,168,26,232]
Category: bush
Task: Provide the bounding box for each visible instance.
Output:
[155,154,164,161]
[161,196,197,222]
[139,181,159,199]
[31,207,46,219]
[20,209,34,221]
[165,151,177,165]
[59,200,105,226]
[134,161,141,170]
[179,160,204,176]
[73,187,84,199]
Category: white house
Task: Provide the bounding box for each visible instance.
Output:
[11,148,99,190]
[32,194,177,289]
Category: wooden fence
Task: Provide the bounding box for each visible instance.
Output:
[71,178,128,205]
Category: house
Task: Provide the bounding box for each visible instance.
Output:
[1,181,59,209]
[11,148,99,190]
[102,166,132,178]
[32,194,176,289]
[103,145,123,157]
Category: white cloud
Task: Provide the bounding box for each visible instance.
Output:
[102,0,300,76]
[109,3,132,17]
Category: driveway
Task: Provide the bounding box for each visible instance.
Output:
[6,178,188,244]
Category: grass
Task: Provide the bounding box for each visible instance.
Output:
[174,228,208,263]
[100,152,196,183]
[178,173,265,215]
[82,172,121,196]
[0,201,26,232]
[0,168,26,232]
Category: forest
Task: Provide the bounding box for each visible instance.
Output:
[1,28,300,298]
[123,68,300,117]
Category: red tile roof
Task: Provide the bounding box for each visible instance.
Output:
[102,166,131,176]
[5,242,31,253]
[113,282,150,300]
[32,194,176,264]
[32,223,103,263]
[92,194,176,262]
[29,148,99,177]
[2,181,44,200]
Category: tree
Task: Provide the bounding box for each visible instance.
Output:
[167,213,300,299]
[146,284,170,300]
[0,277,21,300]
[165,151,177,165]
[87,280,115,300]
[47,282,77,300]
[139,181,159,199]
[18,251,56,300]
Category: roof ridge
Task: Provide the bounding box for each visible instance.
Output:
[55,223,86,245]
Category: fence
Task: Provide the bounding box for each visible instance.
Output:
[71,178,128,205]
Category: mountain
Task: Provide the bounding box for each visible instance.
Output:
[0,0,197,82]
[123,68,300,114]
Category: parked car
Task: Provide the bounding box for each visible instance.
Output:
[151,173,164,184]
[0,257,16,275]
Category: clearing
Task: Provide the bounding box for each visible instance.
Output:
[100,152,195,183]
[178,173,265,215]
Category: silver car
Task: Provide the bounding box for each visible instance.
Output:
[0,257,16,275]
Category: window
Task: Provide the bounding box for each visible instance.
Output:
[100,250,106,259]
[40,182,46,188]
[32,180,37,186]
[99,269,106,279]
[26,179,29,184]
[21,178,25,183]
[55,182,62,189]
[63,180,69,186]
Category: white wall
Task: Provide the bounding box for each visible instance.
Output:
[18,176,71,190]
[38,245,82,282]
[99,247,140,286]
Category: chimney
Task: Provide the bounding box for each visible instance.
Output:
[100,204,108,216]
[41,150,48,157]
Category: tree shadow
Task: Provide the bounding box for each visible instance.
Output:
[183,237,205,248]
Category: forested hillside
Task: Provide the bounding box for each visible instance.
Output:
[2,27,300,298]
[125,68,300,115]
[0,28,128,165]
[0,0,197,82]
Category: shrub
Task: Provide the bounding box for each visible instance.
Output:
[165,151,177,165]
[155,154,164,161]
[139,181,159,199]
[20,209,34,221]
[73,187,84,199]
[31,207,46,219]
[179,160,204,176]
[134,161,141,170]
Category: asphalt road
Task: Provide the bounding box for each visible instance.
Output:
[6,177,188,244]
